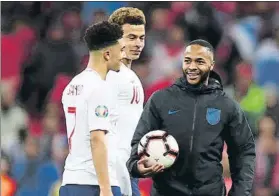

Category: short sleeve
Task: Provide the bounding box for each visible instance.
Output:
[87,87,111,133]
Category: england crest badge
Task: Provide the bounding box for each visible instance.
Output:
[206,108,221,125]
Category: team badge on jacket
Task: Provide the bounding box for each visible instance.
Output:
[95,105,109,118]
[206,108,221,125]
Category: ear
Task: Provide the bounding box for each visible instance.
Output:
[210,61,215,71]
[103,49,110,61]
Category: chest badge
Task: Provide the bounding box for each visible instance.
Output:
[206,108,221,125]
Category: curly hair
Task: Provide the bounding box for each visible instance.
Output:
[83,21,123,51]
[108,7,146,26]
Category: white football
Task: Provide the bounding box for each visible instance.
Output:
[137,130,179,168]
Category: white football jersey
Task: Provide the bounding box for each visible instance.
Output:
[106,64,144,195]
[107,64,144,158]
[61,68,119,186]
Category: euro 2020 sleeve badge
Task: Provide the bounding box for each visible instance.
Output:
[95,105,109,118]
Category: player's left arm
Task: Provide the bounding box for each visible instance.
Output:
[87,87,112,193]
[224,101,256,196]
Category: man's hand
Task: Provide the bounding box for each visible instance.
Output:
[137,157,164,177]
[100,188,113,196]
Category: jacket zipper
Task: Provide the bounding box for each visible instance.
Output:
[190,98,197,153]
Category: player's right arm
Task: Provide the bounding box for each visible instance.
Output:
[127,92,164,178]
[87,88,112,195]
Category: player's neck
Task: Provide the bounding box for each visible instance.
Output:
[122,58,132,69]
[87,55,108,80]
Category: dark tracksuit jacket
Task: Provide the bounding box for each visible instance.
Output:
[127,72,255,196]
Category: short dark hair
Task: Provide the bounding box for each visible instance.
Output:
[83,21,123,51]
[108,7,146,26]
[187,39,214,53]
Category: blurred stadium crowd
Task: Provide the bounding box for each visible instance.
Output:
[1,2,279,196]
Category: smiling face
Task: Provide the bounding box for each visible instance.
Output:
[183,44,214,85]
[106,39,126,72]
[122,24,145,60]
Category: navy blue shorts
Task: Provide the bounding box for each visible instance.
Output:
[130,177,140,196]
[59,184,121,196]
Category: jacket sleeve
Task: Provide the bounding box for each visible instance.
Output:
[126,92,162,178]
[224,101,256,196]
